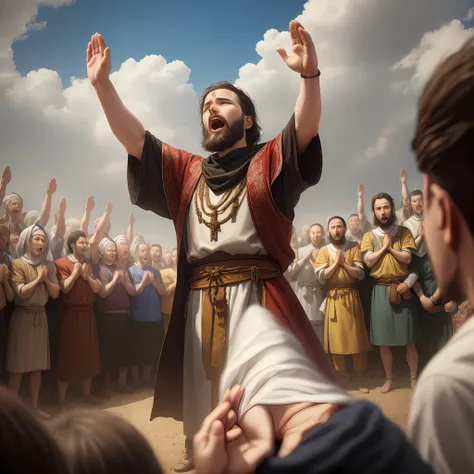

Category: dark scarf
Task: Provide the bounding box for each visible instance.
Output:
[202,143,265,194]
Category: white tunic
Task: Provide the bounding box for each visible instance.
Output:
[183,187,267,438]
[293,244,325,323]
[219,304,354,420]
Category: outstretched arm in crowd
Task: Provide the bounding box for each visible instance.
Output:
[89,202,113,264]
[357,184,366,221]
[87,34,146,158]
[54,199,67,240]
[126,212,135,244]
[80,196,95,235]
[399,169,413,222]
[37,178,57,228]
[0,166,11,209]
[276,20,321,153]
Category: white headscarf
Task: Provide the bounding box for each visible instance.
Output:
[2,193,23,215]
[114,235,129,246]
[14,224,51,266]
[99,237,116,258]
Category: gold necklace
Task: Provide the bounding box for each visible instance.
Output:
[194,177,246,242]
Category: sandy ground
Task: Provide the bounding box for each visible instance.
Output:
[96,374,413,473]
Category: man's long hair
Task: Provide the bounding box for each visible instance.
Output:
[412,36,474,233]
[200,81,262,147]
[371,192,396,227]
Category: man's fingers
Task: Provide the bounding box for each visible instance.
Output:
[200,401,231,437]
[278,432,303,458]
[276,47,289,63]
[98,34,106,55]
[207,419,225,451]
[226,408,237,431]
[86,42,92,63]
[225,425,242,443]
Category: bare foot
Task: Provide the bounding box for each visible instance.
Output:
[410,376,417,390]
[380,377,392,394]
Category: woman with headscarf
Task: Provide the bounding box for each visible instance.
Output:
[5,224,59,413]
[96,237,136,396]
[55,230,102,406]
[114,235,131,270]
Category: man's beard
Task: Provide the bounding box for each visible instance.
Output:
[202,115,245,153]
[329,235,346,246]
[375,213,396,229]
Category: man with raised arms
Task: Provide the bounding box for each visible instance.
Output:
[87,20,333,471]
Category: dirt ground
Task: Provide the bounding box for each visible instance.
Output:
[98,374,413,473]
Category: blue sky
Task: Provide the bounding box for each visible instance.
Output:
[14,0,306,94]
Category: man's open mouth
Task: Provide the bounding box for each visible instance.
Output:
[209,116,226,132]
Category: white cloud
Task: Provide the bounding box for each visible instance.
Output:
[0,0,472,247]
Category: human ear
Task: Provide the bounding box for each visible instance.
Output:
[244,115,254,130]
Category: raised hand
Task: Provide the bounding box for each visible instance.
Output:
[105,201,113,215]
[59,198,67,215]
[400,168,407,183]
[276,20,318,76]
[86,195,95,213]
[1,166,11,185]
[47,178,57,197]
[129,211,135,226]
[358,183,364,197]
[87,33,111,88]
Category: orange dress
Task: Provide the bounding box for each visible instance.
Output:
[55,257,100,382]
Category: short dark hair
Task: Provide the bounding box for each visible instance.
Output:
[310,223,324,232]
[151,244,162,251]
[410,189,423,198]
[412,37,474,233]
[328,216,347,228]
[67,230,87,254]
[348,213,358,220]
[200,81,262,147]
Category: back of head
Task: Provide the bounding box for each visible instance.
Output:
[413,36,474,233]
[0,388,67,474]
[49,409,163,474]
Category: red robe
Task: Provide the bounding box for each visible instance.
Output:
[127,116,334,421]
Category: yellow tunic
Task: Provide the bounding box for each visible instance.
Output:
[360,226,416,282]
[315,243,371,355]
[160,267,177,315]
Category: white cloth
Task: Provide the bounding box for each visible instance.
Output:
[219,305,354,420]
[409,315,474,474]
[183,189,266,438]
[403,215,427,258]
[293,244,325,323]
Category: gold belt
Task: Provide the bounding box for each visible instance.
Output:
[189,255,281,407]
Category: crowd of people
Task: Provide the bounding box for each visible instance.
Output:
[0,18,473,474]
[285,170,471,394]
[0,170,178,412]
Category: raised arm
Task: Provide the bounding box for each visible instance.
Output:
[37,178,56,227]
[399,169,412,221]
[80,196,95,235]
[126,212,135,244]
[54,198,67,239]
[276,20,320,153]
[0,166,11,208]
[87,34,145,158]
[357,184,365,221]
[89,202,113,264]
